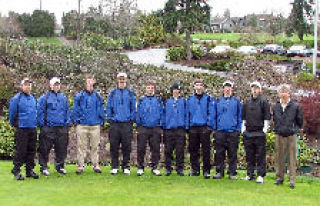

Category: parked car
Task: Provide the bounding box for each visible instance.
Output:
[304,49,320,57]
[236,46,257,54]
[286,45,311,57]
[262,44,286,55]
[256,45,265,53]
[209,45,233,53]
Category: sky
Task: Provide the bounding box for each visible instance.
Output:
[0,0,294,24]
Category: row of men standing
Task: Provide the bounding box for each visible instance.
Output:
[8,73,303,189]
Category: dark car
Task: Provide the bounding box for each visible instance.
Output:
[262,44,286,55]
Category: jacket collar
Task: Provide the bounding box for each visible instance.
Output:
[251,95,261,101]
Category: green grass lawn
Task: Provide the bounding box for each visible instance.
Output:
[191,33,315,42]
[26,37,62,45]
[0,161,319,206]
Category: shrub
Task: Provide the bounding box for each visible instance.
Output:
[299,92,320,142]
[0,112,15,158]
[165,33,185,47]
[298,135,317,166]
[253,53,291,61]
[200,60,232,71]
[166,45,205,61]
[122,36,144,50]
[298,72,315,82]
[281,39,295,48]
[82,33,122,51]
[0,66,15,101]
[166,47,186,61]
[229,40,242,48]
[191,45,205,60]
[138,14,165,47]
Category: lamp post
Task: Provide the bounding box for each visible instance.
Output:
[313,0,318,77]
[77,0,81,44]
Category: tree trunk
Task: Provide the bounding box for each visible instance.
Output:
[185,29,192,60]
[185,0,192,61]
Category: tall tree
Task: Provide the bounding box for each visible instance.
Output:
[247,14,258,28]
[62,10,79,39]
[29,10,55,37]
[138,13,164,46]
[162,0,179,33]
[267,14,287,36]
[101,0,139,39]
[0,11,22,37]
[288,0,313,40]
[17,13,32,36]
[177,0,210,60]
[223,8,231,19]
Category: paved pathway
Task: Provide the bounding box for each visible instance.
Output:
[124,48,231,77]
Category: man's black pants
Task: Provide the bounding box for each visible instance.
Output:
[164,128,185,172]
[214,131,240,176]
[243,133,266,178]
[189,126,211,173]
[109,122,133,169]
[137,126,161,170]
[39,126,69,171]
[12,128,37,174]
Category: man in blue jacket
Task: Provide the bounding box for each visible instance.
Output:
[73,74,105,174]
[212,80,242,180]
[9,78,39,180]
[162,82,187,176]
[106,72,136,175]
[136,81,163,176]
[186,79,213,179]
[38,77,71,176]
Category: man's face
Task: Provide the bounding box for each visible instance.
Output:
[85,78,96,91]
[279,88,290,101]
[50,83,61,93]
[194,82,204,95]
[172,89,180,97]
[21,82,32,94]
[251,86,261,98]
[117,77,127,88]
[223,85,232,97]
[146,84,155,96]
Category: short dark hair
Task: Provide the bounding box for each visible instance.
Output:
[85,74,95,80]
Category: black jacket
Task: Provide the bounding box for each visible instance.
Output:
[242,95,271,132]
[273,100,303,137]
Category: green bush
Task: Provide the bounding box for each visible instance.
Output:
[191,45,205,60]
[229,40,242,48]
[82,33,122,51]
[122,36,144,50]
[200,60,232,71]
[298,72,315,82]
[138,14,165,47]
[166,47,186,61]
[306,62,320,69]
[253,53,291,61]
[166,46,204,61]
[165,33,185,47]
[281,39,295,48]
[0,113,15,158]
[298,135,317,166]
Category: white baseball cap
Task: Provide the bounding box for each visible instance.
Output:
[117,72,127,78]
[50,77,60,85]
[20,78,33,84]
[250,81,262,89]
[223,80,234,88]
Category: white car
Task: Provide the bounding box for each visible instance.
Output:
[236,46,257,54]
[287,45,307,57]
[209,45,233,53]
